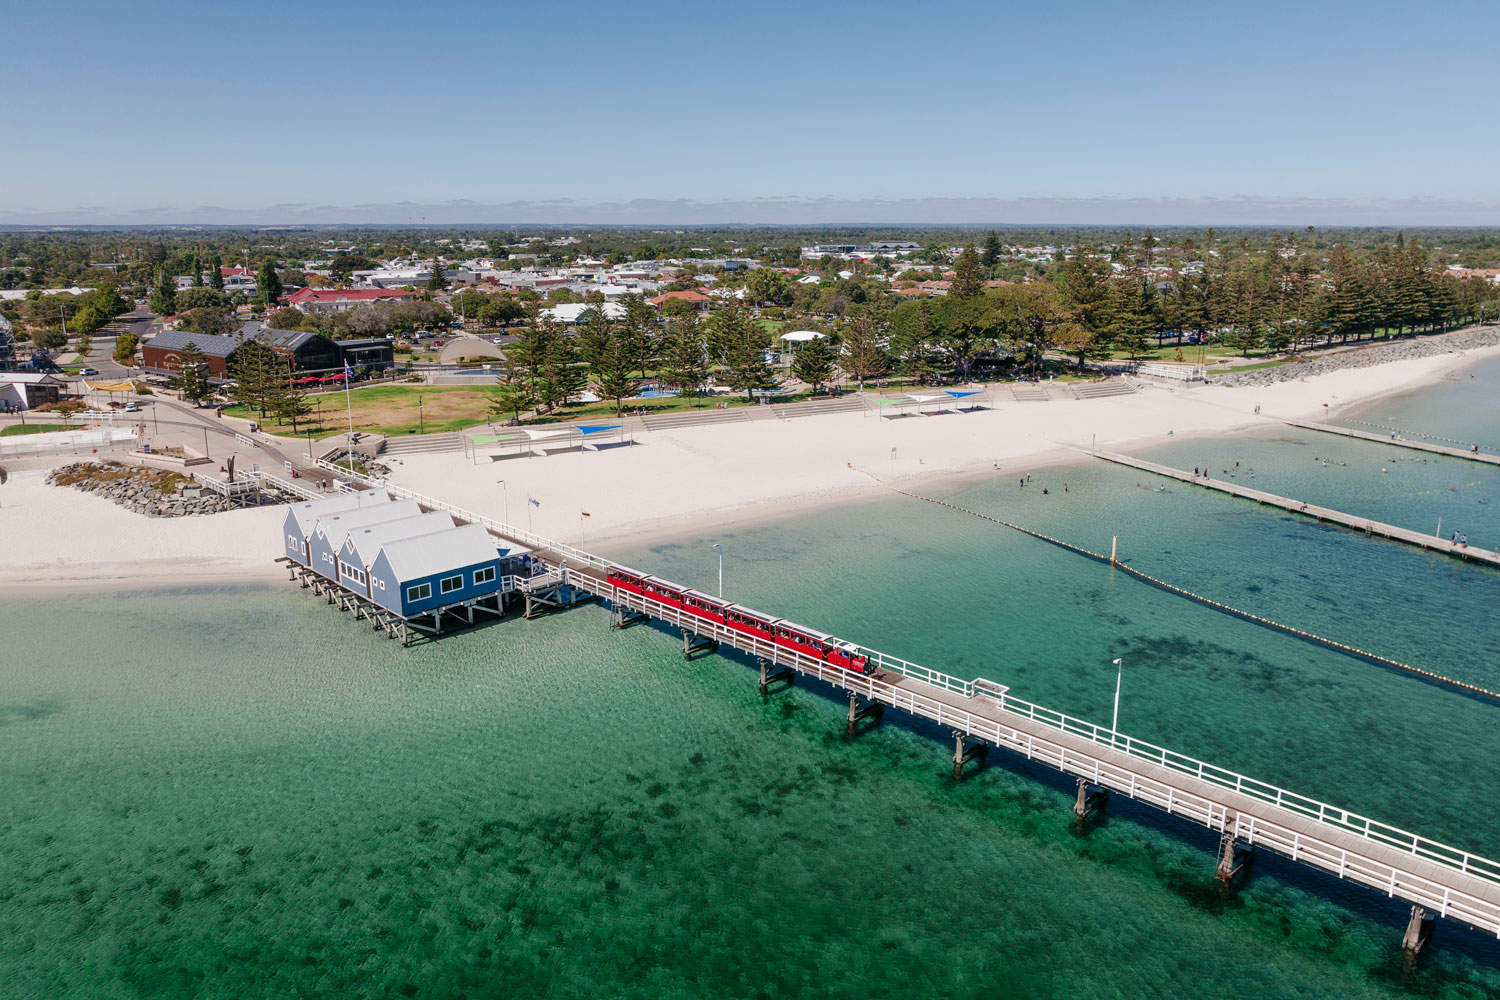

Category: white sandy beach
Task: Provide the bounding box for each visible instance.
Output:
[3,343,1496,594]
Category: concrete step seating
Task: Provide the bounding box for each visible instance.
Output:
[772,396,868,420]
[380,432,465,455]
[641,407,752,432]
[1071,378,1139,400]
[1011,383,1052,401]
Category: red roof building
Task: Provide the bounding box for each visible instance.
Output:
[648,289,711,310]
[285,288,415,314]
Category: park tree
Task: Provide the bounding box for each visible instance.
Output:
[190,253,203,286]
[209,252,225,291]
[229,335,285,417]
[889,300,943,384]
[149,269,176,316]
[590,328,640,416]
[789,334,836,393]
[169,340,213,406]
[175,287,229,312]
[660,314,709,406]
[950,246,984,299]
[839,309,891,389]
[746,266,791,307]
[258,258,283,306]
[113,330,139,364]
[269,375,314,431]
[707,303,778,401]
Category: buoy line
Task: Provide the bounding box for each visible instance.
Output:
[854,469,1500,702]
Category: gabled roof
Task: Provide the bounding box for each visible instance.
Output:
[144,328,241,357]
[341,511,456,567]
[375,522,501,582]
[648,289,710,306]
[285,490,390,538]
[286,288,415,305]
[314,499,424,552]
[254,327,327,351]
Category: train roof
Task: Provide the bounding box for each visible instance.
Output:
[725,603,779,623]
[608,563,652,578]
[777,619,834,642]
[680,588,723,604]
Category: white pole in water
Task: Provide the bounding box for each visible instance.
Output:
[1111,658,1124,739]
[1110,535,1118,565]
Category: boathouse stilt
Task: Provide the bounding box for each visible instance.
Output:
[1402,905,1435,959]
[952,732,988,780]
[846,694,884,736]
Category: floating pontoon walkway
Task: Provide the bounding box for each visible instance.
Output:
[1086,449,1500,569]
[1275,417,1500,466]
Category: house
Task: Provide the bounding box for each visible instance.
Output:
[367,522,513,617]
[647,290,711,311]
[0,372,66,412]
[254,328,343,375]
[284,288,415,315]
[796,274,824,285]
[307,499,424,581]
[338,337,396,371]
[335,511,456,596]
[541,302,626,325]
[281,491,393,566]
[140,329,241,381]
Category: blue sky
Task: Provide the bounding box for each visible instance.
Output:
[7,0,1499,224]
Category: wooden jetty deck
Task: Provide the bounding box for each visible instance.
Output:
[1087,449,1500,569]
[1276,417,1500,466]
[249,466,1500,945]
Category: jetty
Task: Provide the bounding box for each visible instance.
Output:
[1086,450,1500,569]
[1276,417,1500,466]
[247,463,1500,953]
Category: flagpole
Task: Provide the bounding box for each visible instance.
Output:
[343,363,354,474]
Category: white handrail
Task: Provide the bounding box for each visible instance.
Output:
[304,462,1500,892]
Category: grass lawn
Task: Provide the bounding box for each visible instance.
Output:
[226,385,511,438]
[225,383,823,436]
[0,423,72,436]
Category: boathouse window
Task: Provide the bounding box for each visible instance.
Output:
[407,583,432,602]
[473,567,496,586]
[440,575,463,594]
[339,561,366,587]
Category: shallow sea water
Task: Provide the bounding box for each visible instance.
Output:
[5,361,1500,998]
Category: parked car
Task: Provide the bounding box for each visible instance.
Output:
[123,401,140,412]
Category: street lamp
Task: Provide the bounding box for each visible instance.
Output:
[1111,658,1124,741]
[712,543,723,598]
[497,479,508,525]
[418,395,424,435]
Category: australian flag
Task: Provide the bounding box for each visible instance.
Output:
[343,361,355,381]
[528,497,541,508]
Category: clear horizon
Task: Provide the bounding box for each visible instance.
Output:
[9,0,1499,226]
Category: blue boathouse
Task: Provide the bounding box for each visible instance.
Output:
[367,522,513,617]
[335,511,456,597]
[281,491,391,566]
[307,499,423,580]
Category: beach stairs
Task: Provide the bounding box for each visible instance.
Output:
[379,432,465,456]
[641,408,753,432]
[1071,378,1139,401]
[770,396,868,420]
[1011,383,1052,402]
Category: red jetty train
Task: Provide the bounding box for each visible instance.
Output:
[605,565,872,674]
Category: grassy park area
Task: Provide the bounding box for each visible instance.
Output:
[224,383,816,437]
[0,423,71,436]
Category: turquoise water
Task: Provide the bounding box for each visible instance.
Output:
[6,360,1500,997]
